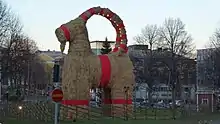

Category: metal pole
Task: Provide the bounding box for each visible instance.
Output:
[54,101,59,124]
[0,64,1,101]
[196,91,199,112]
[133,83,137,120]
[53,59,61,124]
[0,79,1,101]
[211,90,214,112]
[27,61,30,95]
[54,83,61,124]
[54,82,61,124]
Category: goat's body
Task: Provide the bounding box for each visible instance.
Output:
[62,52,134,100]
[61,51,134,118]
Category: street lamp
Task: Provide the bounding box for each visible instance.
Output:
[18,105,23,110]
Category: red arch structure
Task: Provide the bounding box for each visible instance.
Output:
[78,6,128,53]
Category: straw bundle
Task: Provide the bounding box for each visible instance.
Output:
[55,7,135,119]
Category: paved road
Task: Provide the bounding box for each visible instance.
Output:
[24,95,49,102]
[0,102,7,109]
[213,120,220,124]
[197,120,220,124]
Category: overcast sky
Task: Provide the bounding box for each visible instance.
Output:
[6,0,220,52]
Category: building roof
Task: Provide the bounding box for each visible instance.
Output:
[128,45,149,50]
[90,40,115,43]
[37,50,64,59]
[38,53,55,68]
[38,53,54,62]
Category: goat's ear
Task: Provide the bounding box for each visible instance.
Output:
[55,27,67,43]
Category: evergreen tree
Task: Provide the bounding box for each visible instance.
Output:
[100,37,112,54]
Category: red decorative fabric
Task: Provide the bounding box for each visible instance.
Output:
[80,12,88,21]
[98,55,111,87]
[116,36,121,42]
[112,47,118,52]
[100,8,104,15]
[120,44,128,53]
[60,25,70,41]
[106,12,114,19]
[117,23,125,28]
[87,8,95,15]
[61,99,132,105]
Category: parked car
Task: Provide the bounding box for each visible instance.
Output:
[153,102,170,109]
[132,101,141,108]
[176,100,185,107]
[169,100,185,107]
[140,102,151,108]
[89,101,100,108]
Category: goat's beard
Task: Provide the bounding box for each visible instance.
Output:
[60,43,66,53]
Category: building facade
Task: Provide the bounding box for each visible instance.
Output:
[38,50,63,59]
[196,48,218,112]
[196,48,215,88]
[129,44,196,101]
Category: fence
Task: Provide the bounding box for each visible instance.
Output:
[0,99,201,123]
[0,86,217,124]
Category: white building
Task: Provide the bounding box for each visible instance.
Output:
[135,83,172,101]
[38,50,63,59]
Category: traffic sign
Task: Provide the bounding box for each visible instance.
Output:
[51,89,63,102]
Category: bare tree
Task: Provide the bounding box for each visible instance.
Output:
[0,14,38,90]
[0,0,21,45]
[210,28,220,48]
[133,24,159,103]
[204,28,220,89]
[2,34,37,87]
[0,0,23,86]
[0,0,49,100]
[159,18,195,118]
[134,24,159,49]
[1,15,23,87]
[159,18,194,57]
[29,57,50,91]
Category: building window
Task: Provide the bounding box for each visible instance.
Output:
[197,55,200,60]
[201,98,208,104]
[161,94,168,96]
[184,87,189,92]
[201,80,203,84]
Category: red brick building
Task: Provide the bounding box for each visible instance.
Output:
[196,88,216,112]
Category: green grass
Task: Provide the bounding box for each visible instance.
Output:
[2,103,219,124]
[3,113,220,124]
[0,119,214,124]
[133,108,181,119]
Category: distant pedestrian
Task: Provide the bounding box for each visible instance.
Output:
[216,102,220,111]
[5,91,8,102]
[16,89,21,97]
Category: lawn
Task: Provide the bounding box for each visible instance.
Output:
[0,119,215,124]
[3,113,220,124]
[2,103,219,124]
